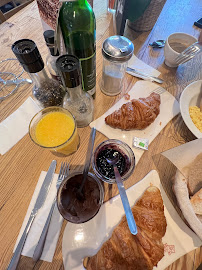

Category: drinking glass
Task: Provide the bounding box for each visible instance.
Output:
[29,106,80,156]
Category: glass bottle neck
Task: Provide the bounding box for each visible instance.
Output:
[29,69,49,88]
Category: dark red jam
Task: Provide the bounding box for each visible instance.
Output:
[96,148,127,179]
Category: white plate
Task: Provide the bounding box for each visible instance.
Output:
[180,80,202,138]
[62,170,201,270]
[90,81,180,165]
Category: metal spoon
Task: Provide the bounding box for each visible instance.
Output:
[106,154,138,235]
[77,127,96,200]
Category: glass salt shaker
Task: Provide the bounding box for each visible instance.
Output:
[101,35,134,96]
[56,55,94,128]
[12,39,66,108]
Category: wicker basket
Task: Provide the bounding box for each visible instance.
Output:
[127,0,167,32]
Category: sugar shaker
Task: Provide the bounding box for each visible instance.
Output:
[101,35,134,96]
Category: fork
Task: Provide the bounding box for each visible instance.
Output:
[33,162,69,262]
[150,86,166,95]
[175,42,202,65]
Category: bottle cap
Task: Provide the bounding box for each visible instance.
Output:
[43,30,59,56]
[56,55,81,88]
[102,35,134,62]
[12,39,44,73]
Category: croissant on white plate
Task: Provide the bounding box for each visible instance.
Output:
[86,186,167,270]
[105,92,161,130]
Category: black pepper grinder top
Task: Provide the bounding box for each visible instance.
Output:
[12,39,44,73]
[56,54,81,88]
[12,39,66,108]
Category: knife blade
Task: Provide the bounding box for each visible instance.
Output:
[7,160,57,270]
[126,67,164,84]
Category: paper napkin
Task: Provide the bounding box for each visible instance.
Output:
[162,139,202,240]
[0,97,40,155]
[14,171,63,262]
[90,81,180,165]
[127,55,161,79]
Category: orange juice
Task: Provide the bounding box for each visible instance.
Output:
[30,107,79,156]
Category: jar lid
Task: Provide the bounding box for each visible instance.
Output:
[102,36,134,62]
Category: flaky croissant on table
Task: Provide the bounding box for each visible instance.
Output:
[86,186,167,270]
[105,92,161,130]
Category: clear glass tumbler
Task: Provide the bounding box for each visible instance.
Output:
[29,106,80,156]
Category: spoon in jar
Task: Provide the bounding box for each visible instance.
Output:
[106,154,138,235]
[76,127,96,200]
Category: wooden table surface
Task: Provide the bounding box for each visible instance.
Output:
[0,0,201,269]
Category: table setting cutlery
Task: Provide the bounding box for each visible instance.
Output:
[175,41,202,65]
[76,127,96,200]
[126,67,164,84]
[33,162,69,262]
[150,86,166,95]
[106,153,137,235]
[7,160,57,270]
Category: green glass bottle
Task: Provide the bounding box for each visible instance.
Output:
[58,0,96,98]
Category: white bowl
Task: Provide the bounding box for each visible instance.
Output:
[164,32,197,67]
[180,80,202,138]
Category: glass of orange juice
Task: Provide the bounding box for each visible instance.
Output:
[29,106,80,156]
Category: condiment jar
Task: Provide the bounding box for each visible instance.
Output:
[56,55,94,128]
[43,30,61,82]
[101,35,134,96]
[12,39,65,108]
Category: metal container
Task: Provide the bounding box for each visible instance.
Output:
[101,35,134,96]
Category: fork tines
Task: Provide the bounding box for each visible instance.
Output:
[60,162,69,179]
[175,43,201,65]
[150,87,166,95]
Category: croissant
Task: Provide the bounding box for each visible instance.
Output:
[86,186,167,270]
[105,92,161,130]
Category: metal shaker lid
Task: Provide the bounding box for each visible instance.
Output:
[102,35,134,62]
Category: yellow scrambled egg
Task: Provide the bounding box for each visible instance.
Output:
[189,106,202,132]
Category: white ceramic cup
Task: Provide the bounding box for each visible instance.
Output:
[164,32,197,67]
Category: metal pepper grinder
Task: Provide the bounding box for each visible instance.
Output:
[12,39,65,108]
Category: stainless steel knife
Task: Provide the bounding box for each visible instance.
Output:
[7,160,57,270]
[126,66,164,84]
